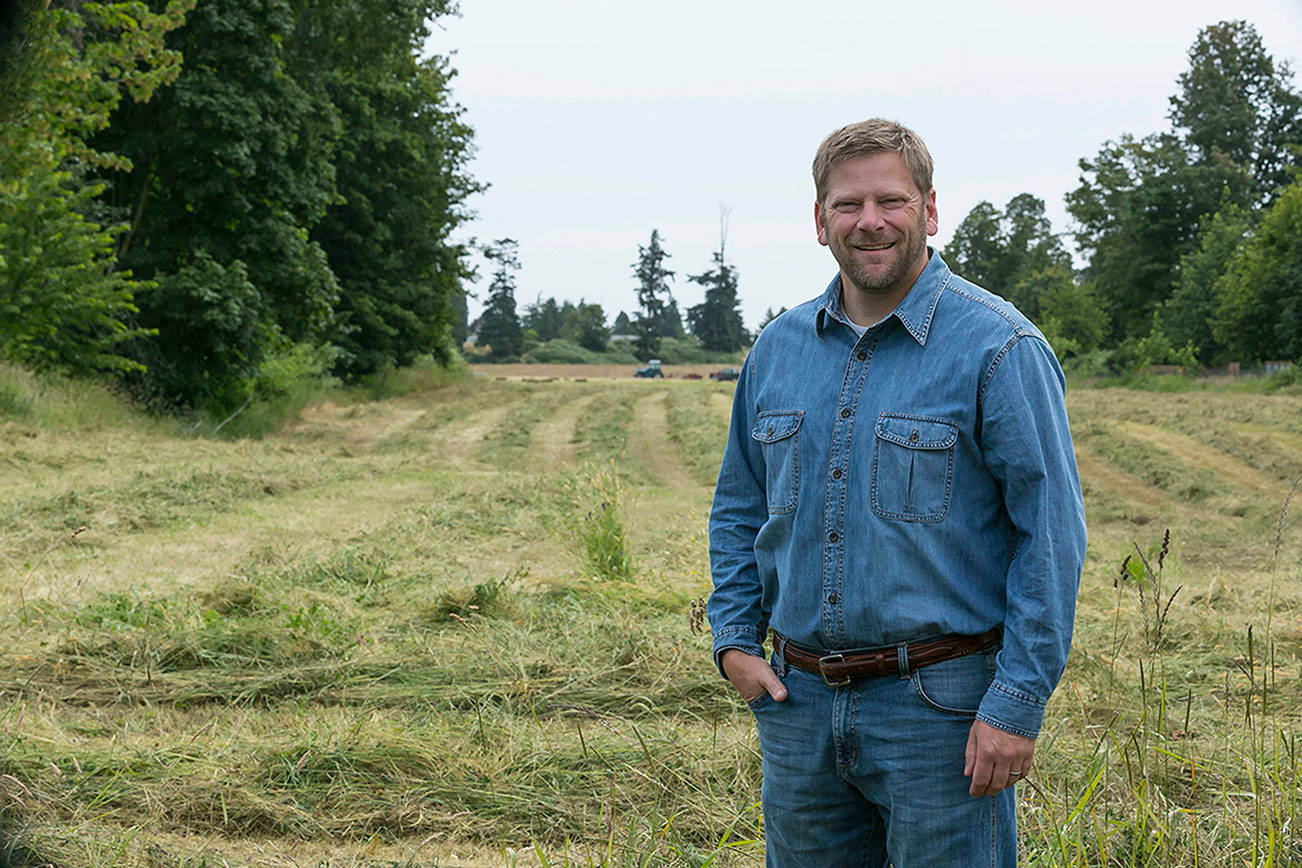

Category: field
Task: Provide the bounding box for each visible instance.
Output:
[2,372,1301,866]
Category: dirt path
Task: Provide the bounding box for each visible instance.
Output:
[1117,420,1281,496]
[630,391,698,489]
[440,405,512,462]
[530,392,590,471]
[286,401,426,452]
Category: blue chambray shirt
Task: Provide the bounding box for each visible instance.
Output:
[707,250,1086,739]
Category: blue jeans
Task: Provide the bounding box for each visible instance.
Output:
[748,648,1016,867]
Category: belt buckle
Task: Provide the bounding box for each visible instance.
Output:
[818,653,852,687]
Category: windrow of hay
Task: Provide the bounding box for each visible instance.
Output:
[2,378,1301,866]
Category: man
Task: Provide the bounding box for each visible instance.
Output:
[707,119,1086,866]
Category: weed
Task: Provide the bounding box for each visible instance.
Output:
[560,464,635,581]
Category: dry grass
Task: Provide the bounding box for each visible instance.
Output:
[1,374,1300,866]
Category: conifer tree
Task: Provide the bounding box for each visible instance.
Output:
[477,239,523,360]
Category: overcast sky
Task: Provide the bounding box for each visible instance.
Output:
[429,1,1302,332]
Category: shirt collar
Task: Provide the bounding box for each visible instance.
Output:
[815,248,950,346]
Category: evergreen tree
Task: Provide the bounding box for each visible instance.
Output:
[613,310,633,334]
[758,306,788,331]
[688,236,748,353]
[658,297,686,338]
[632,229,673,359]
[477,239,522,360]
[524,296,564,341]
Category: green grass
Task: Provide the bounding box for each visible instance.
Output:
[1,368,1301,865]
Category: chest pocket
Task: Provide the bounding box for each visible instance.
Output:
[870,413,958,522]
[752,411,802,515]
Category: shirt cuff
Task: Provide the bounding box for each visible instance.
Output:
[975,679,1047,739]
[711,626,766,679]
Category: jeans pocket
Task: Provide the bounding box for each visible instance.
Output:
[751,411,802,515]
[870,412,957,522]
[911,650,997,716]
[746,691,775,711]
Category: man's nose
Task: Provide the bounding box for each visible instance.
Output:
[855,204,886,232]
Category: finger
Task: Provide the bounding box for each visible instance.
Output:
[964,726,978,777]
[968,755,994,798]
[756,666,788,701]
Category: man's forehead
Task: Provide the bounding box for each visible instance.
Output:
[823,153,922,196]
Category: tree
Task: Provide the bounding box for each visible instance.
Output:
[758,306,788,331]
[1066,132,1243,340]
[632,229,673,359]
[291,0,478,378]
[571,301,610,353]
[1170,20,1302,206]
[943,201,1005,290]
[524,296,564,341]
[688,233,748,353]
[1214,178,1302,362]
[477,239,522,360]
[0,0,190,375]
[1156,201,1252,364]
[1018,265,1105,360]
[96,0,341,405]
[612,310,632,334]
[944,194,1069,319]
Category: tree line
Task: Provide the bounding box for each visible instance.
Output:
[1,0,477,413]
[943,20,1302,372]
[473,227,749,362]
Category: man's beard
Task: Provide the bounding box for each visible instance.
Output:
[836,215,927,296]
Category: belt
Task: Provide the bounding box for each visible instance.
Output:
[772,627,1002,687]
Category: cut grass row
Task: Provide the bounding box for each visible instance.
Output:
[1,376,1300,865]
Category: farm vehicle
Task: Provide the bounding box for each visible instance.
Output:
[634,359,663,378]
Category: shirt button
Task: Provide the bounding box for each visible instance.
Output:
[857,351,867,361]
[840,407,851,419]
[827,592,838,605]
[828,531,839,543]
[909,430,919,442]
[832,468,842,480]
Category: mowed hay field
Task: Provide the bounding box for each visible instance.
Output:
[2,375,1301,866]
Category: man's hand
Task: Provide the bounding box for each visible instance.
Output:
[720,649,788,704]
[964,719,1034,797]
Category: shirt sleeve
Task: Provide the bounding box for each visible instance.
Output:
[974,334,1087,738]
[706,351,771,675]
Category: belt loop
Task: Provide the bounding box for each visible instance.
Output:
[896,642,910,678]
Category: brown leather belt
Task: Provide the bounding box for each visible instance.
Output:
[773,627,1002,687]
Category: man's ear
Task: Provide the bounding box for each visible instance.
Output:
[925,189,938,237]
[814,201,829,246]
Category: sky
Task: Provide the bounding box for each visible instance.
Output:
[429,0,1302,332]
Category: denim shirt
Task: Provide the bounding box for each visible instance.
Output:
[707,250,1086,739]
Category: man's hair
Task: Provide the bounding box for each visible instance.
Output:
[811,119,934,203]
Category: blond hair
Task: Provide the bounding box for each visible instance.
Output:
[812,119,934,202]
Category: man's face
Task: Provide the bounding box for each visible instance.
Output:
[815,151,938,305]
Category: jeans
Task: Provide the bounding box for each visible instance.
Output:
[749,648,1016,867]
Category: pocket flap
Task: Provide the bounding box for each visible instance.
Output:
[752,411,803,443]
[875,413,957,449]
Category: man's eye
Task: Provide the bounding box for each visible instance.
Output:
[834,202,857,212]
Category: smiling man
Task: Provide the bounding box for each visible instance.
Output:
[707,119,1087,866]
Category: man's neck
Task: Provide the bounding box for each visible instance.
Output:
[841,283,910,328]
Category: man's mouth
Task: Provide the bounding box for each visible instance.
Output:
[853,241,894,251]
